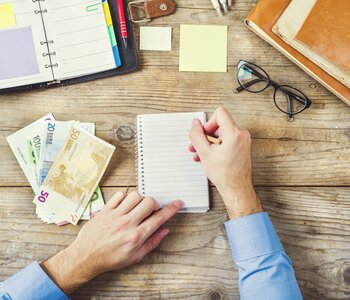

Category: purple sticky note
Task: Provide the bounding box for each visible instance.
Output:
[0,26,40,80]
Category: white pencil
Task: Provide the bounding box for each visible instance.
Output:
[210,0,222,16]
[219,0,228,12]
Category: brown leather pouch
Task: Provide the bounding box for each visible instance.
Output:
[128,0,176,23]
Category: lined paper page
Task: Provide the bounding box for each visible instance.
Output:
[0,0,53,89]
[43,0,116,80]
[137,112,209,212]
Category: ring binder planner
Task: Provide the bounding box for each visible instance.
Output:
[0,0,138,92]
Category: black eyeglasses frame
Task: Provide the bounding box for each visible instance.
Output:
[235,60,312,120]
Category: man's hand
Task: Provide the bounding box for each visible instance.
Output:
[41,192,182,295]
[189,107,263,219]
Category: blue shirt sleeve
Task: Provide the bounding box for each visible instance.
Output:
[225,212,302,300]
[1,261,69,300]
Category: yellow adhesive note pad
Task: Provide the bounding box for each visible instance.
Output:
[0,3,16,29]
[179,25,227,72]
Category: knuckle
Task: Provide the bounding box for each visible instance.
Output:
[130,229,143,245]
[234,129,251,143]
[122,215,132,225]
[146,197,158,209]
[243,129,252,143]
[189,128,196,139]
[150,238,160,251]
[131,190,143,200]
[155,212,166,225]
[116,191,125,198]
[119,215,132,229]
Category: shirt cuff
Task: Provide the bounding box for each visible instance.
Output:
[225,212,284,262]
[3,261,68,300]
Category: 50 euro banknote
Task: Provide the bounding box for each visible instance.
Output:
[33,126,115,225]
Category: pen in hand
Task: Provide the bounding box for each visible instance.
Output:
[206,135,222,145]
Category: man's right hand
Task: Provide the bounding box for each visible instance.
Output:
[41,192,182,295]
[188,107,263,219]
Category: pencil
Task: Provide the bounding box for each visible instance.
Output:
[206,135,222,145]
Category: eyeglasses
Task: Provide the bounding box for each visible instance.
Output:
[234,60,312,121]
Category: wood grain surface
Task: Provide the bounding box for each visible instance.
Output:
[1,0,350,299]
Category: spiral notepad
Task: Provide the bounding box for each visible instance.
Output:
[136,112,210,213]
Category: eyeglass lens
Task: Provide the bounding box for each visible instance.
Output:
[237,62,270,93]
[274,86,308,115]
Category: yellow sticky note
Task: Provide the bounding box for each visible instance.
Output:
[179,25,227,72]
[0,3,16,29]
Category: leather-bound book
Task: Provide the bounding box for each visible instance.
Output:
[245,0,350,105]
[296,0,350,74]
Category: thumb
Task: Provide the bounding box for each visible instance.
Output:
[189,118,210,157]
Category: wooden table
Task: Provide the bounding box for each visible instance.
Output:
[1,0,350,299]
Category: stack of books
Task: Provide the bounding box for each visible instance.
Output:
[245,0,350,105]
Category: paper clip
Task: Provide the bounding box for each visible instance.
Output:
[86,3,100,12]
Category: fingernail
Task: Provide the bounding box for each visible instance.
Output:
[175,200,184,209]
[115,191,124,197]
[160,228,170,238]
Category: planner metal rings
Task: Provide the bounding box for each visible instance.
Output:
[45,63,58,68]
[34,9,47,14]
[40,40,54,45]
[42,51,56,57]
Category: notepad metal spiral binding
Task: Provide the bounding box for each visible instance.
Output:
[136,115,146,197]
[33,0,60,86]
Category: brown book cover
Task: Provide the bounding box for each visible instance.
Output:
[245,0,350,106]
[296,0,350,74]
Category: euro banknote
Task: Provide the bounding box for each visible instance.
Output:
[35,121,105,224]
[8,115,110,226]
[34,126,115,225]
[6,114,55,191]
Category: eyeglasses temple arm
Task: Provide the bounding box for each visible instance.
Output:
[286,93,293,116]
[241,65,268,80]
[279,86,308,105]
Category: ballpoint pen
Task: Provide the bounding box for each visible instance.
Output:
[210,0,222,16]
[206,135,222,145]
[116,0,128,48]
